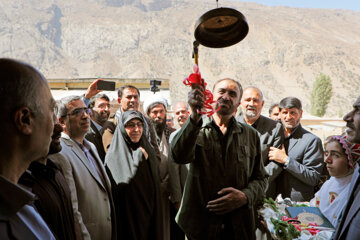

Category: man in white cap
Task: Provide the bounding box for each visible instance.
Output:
[143,95,186,240]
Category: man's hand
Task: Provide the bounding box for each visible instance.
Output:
[188,83,204,124]
[206,187,248,215]
[84,79,102,99]
[268,145,288,164]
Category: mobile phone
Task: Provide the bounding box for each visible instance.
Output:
[97,80,115,91]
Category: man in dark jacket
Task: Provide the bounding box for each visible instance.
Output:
[237,86,284,199]
[171,78,267,240]
[269,97,324,201]
[19,122,82,240]
[85,93,110,162]
[332,96,360,240]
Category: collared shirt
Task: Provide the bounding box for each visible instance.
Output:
[91,119,102,132]
[210,117,235,165]
[0,175,55,240]
[284,124,301,152]
[19,161,79,240]
[74,138,105,186]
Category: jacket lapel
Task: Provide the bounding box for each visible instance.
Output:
[286,126,302,152]
[339,169,360,237]
[62,134,107,191]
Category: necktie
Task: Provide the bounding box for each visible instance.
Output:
[79,143,105,186]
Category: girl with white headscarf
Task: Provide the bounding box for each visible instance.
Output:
[310,135,360,227]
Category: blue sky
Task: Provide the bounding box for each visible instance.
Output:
[231,0,360,11]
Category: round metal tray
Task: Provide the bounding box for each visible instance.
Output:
[194,7,249,48]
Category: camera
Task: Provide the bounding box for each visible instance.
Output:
[150,79,161,93]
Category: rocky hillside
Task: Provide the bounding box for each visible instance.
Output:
[1,0,359,116]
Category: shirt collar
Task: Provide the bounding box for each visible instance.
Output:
[0,175,36,216]
[91,119,102,131]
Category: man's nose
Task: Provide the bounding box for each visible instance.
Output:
[343,111,353,122]
[83,111,90,118]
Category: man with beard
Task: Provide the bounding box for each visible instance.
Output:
[49,95,116,240]
[236,87,284,198]
[269,97,324,201]
[331,96,360,239]
[171,78,267,240]
[173,101,190,127]
[19,122,82,240]
[85,93,111,162]
[143,95,186,240]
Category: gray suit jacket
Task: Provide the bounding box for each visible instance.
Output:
[276,125,324,201]
[332,166,360,240]
[49,133,116,240]
[236,114,284,198]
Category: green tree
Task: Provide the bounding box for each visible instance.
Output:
[310,73,332,117]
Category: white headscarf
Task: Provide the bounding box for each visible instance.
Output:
[310,167,356,227]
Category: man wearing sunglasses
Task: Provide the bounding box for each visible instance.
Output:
[49,95,116,240]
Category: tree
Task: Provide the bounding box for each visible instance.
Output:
[310,73,332,117]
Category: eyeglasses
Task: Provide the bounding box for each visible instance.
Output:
[68,108,92,117]
[125,122,144,129]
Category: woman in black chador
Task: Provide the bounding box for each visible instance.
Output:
[105,110,163,240]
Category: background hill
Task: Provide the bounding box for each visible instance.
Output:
[1,0,359,116]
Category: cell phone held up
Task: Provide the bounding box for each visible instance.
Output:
[97,80,116,91]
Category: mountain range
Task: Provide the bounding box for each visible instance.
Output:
[1,0,359,116]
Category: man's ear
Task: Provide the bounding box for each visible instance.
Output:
[58,116,66,129]
[117,97,121,104]
[14,107,33,135]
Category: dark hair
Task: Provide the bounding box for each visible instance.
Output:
[269,103,279,115]
[88,93,110,109]
[117,85,140,98]
[279,97,302,111]
[147,102,167,115]
[213,78,243,100]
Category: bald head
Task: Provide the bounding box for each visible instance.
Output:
[174,101,190,127]
[0,58,55,182]
[0,58,47,121]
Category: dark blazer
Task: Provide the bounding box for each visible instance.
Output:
[237,114,284,198]
[332,167,360,240]
[85,120,106,162]
[276,124,324,201]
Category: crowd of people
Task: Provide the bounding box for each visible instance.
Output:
[1,58,360,240]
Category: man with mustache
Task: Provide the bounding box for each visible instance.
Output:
[236,87,284,199]
[173,101,190,127]
[171,78,267,240]
[19,122,82,240]
[269,103,281,121]
[85,93,111,162]
[143,95,187,240]
[49,96,116,240]
[269,97,324,201]
[331,96,360,239]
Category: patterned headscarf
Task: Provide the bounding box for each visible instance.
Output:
[328,135,360,168]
